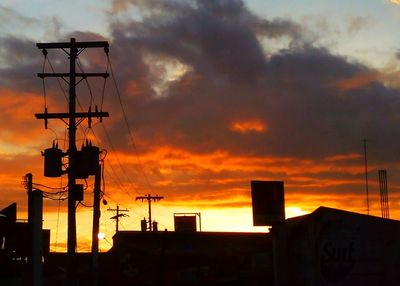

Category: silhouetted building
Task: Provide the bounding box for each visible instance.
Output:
[278,206,400,286]
[106,207,400,286]
[0,203,50,284]
[109,231,274,285]
[4,202,400,286]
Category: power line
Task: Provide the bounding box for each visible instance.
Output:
[107,54,153,189]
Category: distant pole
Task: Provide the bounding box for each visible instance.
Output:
[136,194,164,231]
[108,205,129,233]
[362,138,372,215]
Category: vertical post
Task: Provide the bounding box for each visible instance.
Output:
[27,173,44,286]
[272,224,288,286]
[68,38,78,285]
[148,195,152,231]
[116,205,119,232]
[91,164,101,286]
[31,190,44,286]
[198,213,202,232]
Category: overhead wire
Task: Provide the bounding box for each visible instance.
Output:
[41,50,47,110]
[76,55,143,200]
[74,55,147,223]
[106,54,153,190]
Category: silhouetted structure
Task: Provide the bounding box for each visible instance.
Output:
[4,203,400,286]
[109,231,273,285]
[278,207,400,286]
[379,169,390,219]
[0,203,50,285]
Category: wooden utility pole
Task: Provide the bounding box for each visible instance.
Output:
[108,205,129,233]
[91,165,101,286]
[35,38,109,286]
[136,194,163,231]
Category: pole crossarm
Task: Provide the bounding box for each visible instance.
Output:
[38,73,109,79]
[37,41,109,49]
[136,194,164,202]
[35,111,109,120]
[108,206,129,233]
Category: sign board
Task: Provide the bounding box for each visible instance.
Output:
[174,215,197,232]
[251,180,285,226]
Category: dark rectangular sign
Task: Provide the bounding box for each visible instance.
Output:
[174,215,197,232]
[251,180,285,226]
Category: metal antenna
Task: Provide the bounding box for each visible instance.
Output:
[362,138,373,215]
[378,170,390,219]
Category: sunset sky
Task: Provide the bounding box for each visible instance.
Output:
[1,0,400,251]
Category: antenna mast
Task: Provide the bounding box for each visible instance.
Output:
[362,138,372,215]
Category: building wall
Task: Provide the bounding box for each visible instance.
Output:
[284,207,400,286]
[109,231,274,286]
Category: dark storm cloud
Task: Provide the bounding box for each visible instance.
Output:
[1,0,400,165]
[105,0,400,164]
[0,37,42,92]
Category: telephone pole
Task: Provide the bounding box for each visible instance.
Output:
[108,205,129,232]
[136,194,164,231]
[35,38,109,286]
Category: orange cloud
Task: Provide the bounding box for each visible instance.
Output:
[387,0,400,4]
[325,153,362,161]
[100,146,368,206]
[335,72,378,90]
[230,120,267,134]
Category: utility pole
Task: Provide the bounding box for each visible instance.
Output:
[35,38,109,286]
[108,205,129,232]
[136,194,164,231]
[91,164,101,286]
